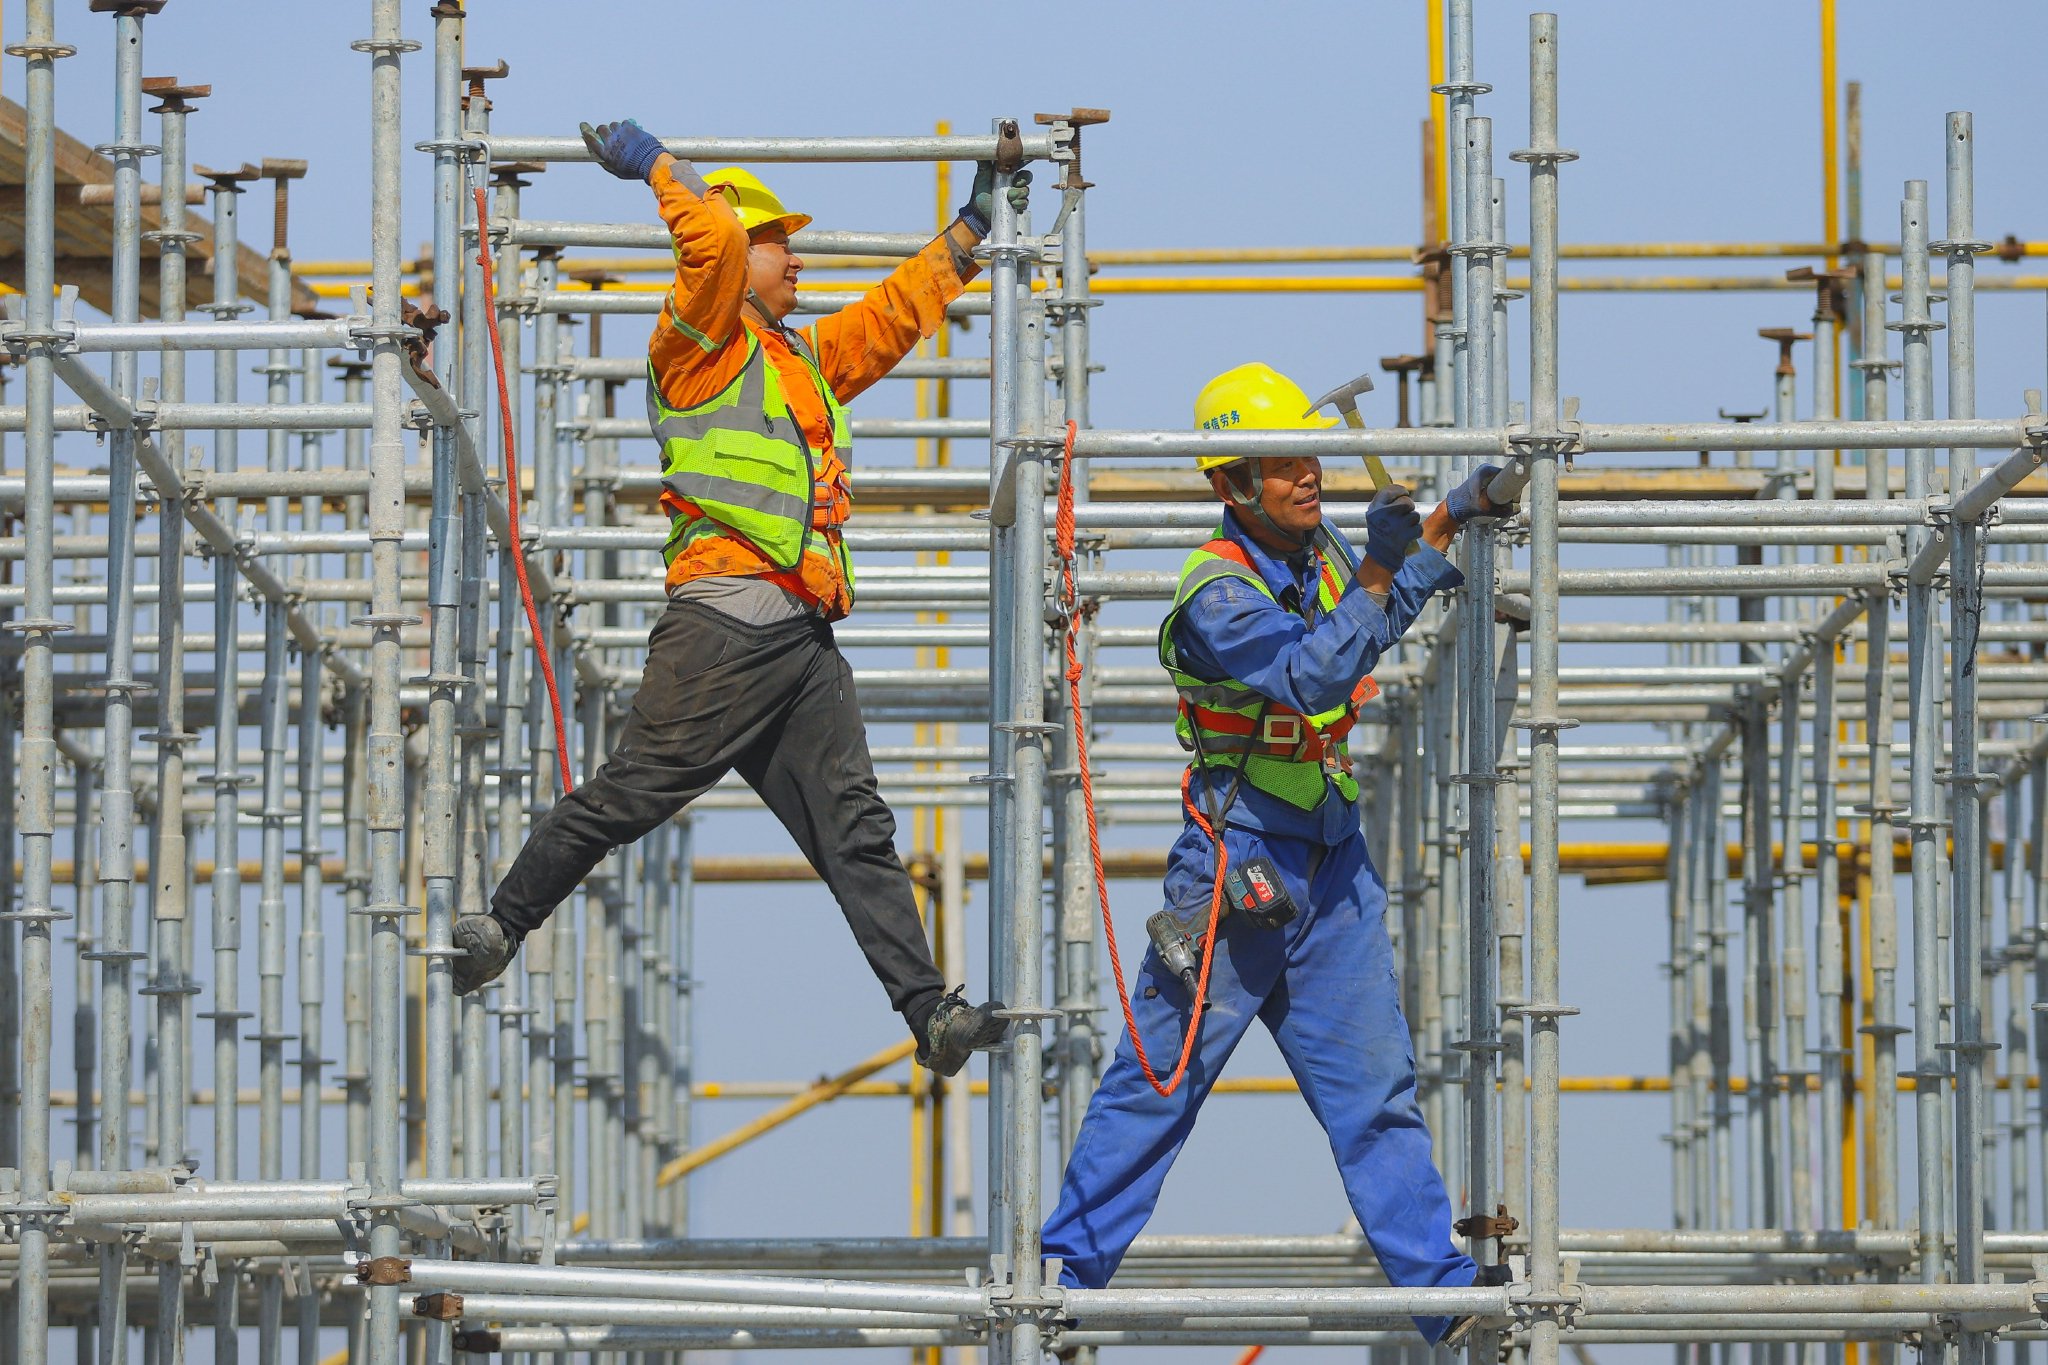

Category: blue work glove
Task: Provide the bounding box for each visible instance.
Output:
[1362,485,1422,573]
[958,162,1032,236]
[579,118,665,183]
[1445,462,1515,524]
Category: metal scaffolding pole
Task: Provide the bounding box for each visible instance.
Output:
[10,4,66,1364]
[1898,175,1951,1292]
[1050,128,1100,1170]
[986,122,1049,1365]
[1512,16,1575,1365]
[1939,109,1992,1365]
[12,4,2048,1358]
[1459,107,1506,1278]
[359,2,414,1361]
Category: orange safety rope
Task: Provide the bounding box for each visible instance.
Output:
[475,186,574,796]
[1055,419,1227,1098]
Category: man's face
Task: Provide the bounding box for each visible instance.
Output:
[1213,455,1323,544]
[747,226,803,319]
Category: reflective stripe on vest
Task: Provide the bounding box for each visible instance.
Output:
[1157,528,1377,810]
[646,330,854,591]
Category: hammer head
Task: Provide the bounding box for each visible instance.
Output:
[1306,372,1375,422]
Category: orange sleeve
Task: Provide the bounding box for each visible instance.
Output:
[804,229,979,407]
[647,157,752,410]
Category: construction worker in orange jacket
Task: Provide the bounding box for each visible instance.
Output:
[454,119,1028,1077]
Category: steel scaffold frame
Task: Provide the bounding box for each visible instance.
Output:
[5,3,2048,1363]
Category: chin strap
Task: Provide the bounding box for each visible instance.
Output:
[1221,466,1312,551]
[745,287,788,336]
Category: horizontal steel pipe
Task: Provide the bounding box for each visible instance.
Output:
[500,220,929,256]
[459,1326,971,1353]
[59,318,364,353]
[1062,1285,1505,1325]
[576,416,989,442]
[1069,418,2033,460]
[483,131,1058,163]
[441,1294,959,1329]
[392,1258,990,1316]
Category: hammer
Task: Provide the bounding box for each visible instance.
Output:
[1305,372,1396,492]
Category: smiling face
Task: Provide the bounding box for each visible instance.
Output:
[1211,455,1324,550]
[746,226,804,319]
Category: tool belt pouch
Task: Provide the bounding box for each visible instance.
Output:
[1222,856,1297,931]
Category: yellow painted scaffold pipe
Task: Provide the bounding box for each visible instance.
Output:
[654,1036,919,1187]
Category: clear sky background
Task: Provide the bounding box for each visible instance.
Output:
[11,3,2048,1363]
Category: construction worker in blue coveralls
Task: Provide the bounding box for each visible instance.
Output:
[1040,362,1518,1346]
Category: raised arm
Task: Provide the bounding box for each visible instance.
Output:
[579,119,752,409]
[806,163,1032,406]
[646,153,753,406]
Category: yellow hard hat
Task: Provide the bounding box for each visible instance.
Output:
[1190,362,1335,471]
[704,166,812,238]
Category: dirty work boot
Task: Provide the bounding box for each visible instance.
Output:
[917,988,1009,1077]
[1441,1261,1516,1352]
[452,914,516,996]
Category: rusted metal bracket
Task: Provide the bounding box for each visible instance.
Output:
[1454,1203,1521,1242]
[413,1292,464,1322]
[355,1255,412,1287]
[993,119,1024,178]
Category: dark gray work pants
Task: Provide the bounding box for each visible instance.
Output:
[490,596,948,1034]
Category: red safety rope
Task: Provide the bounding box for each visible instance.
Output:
[1056,419,1226,1098]
[475,186,574,796]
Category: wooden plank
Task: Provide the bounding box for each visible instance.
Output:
[0,94,320,317]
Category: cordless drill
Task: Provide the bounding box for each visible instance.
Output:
[1146,910,1204,999]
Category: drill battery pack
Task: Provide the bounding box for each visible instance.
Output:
[1222,856,1297,931]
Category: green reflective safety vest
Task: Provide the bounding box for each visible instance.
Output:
[645,328,855,594]
[1158,527,1378,811]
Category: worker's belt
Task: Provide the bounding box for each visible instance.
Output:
[1184,703,1332,761]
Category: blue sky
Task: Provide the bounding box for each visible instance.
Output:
[11,3,2048,1362]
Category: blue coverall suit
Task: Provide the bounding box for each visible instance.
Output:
[1040,507,1479,1343]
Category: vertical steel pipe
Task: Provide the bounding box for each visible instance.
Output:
[459,78,501,1204]
[200,148,252,1365]
[255,160,297,1365]
[1940,118,1990,1337]
[471,158,520,1201]
[1814,625,1846,1238]
[361,3,415,1361]
[2032,757,2048,1252]
[1668,783,1695,1232]
[1051,163,1099,1162]
[96,19,148,1322]
[413,23,466,1345]
[1741,695,1779,1230]
[1898,177,1948,1287]
[1459,112,1502,1250]
[1511,17,1574,1365]
[984,121,1044,1365]
[1441,0,1481,426]
[1858,239,1902,1237]
[11,5,66,1364]
[1777,669,1811,1234]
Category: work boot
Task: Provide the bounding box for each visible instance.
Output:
[452,914,516,996]
[1441,1261,1516,1352]
[917,988,1009,1077]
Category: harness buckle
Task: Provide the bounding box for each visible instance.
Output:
[1261,713,1304,747]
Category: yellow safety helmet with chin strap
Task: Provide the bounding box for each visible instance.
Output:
[704,166,813,238]
[1190,362,1336,472]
